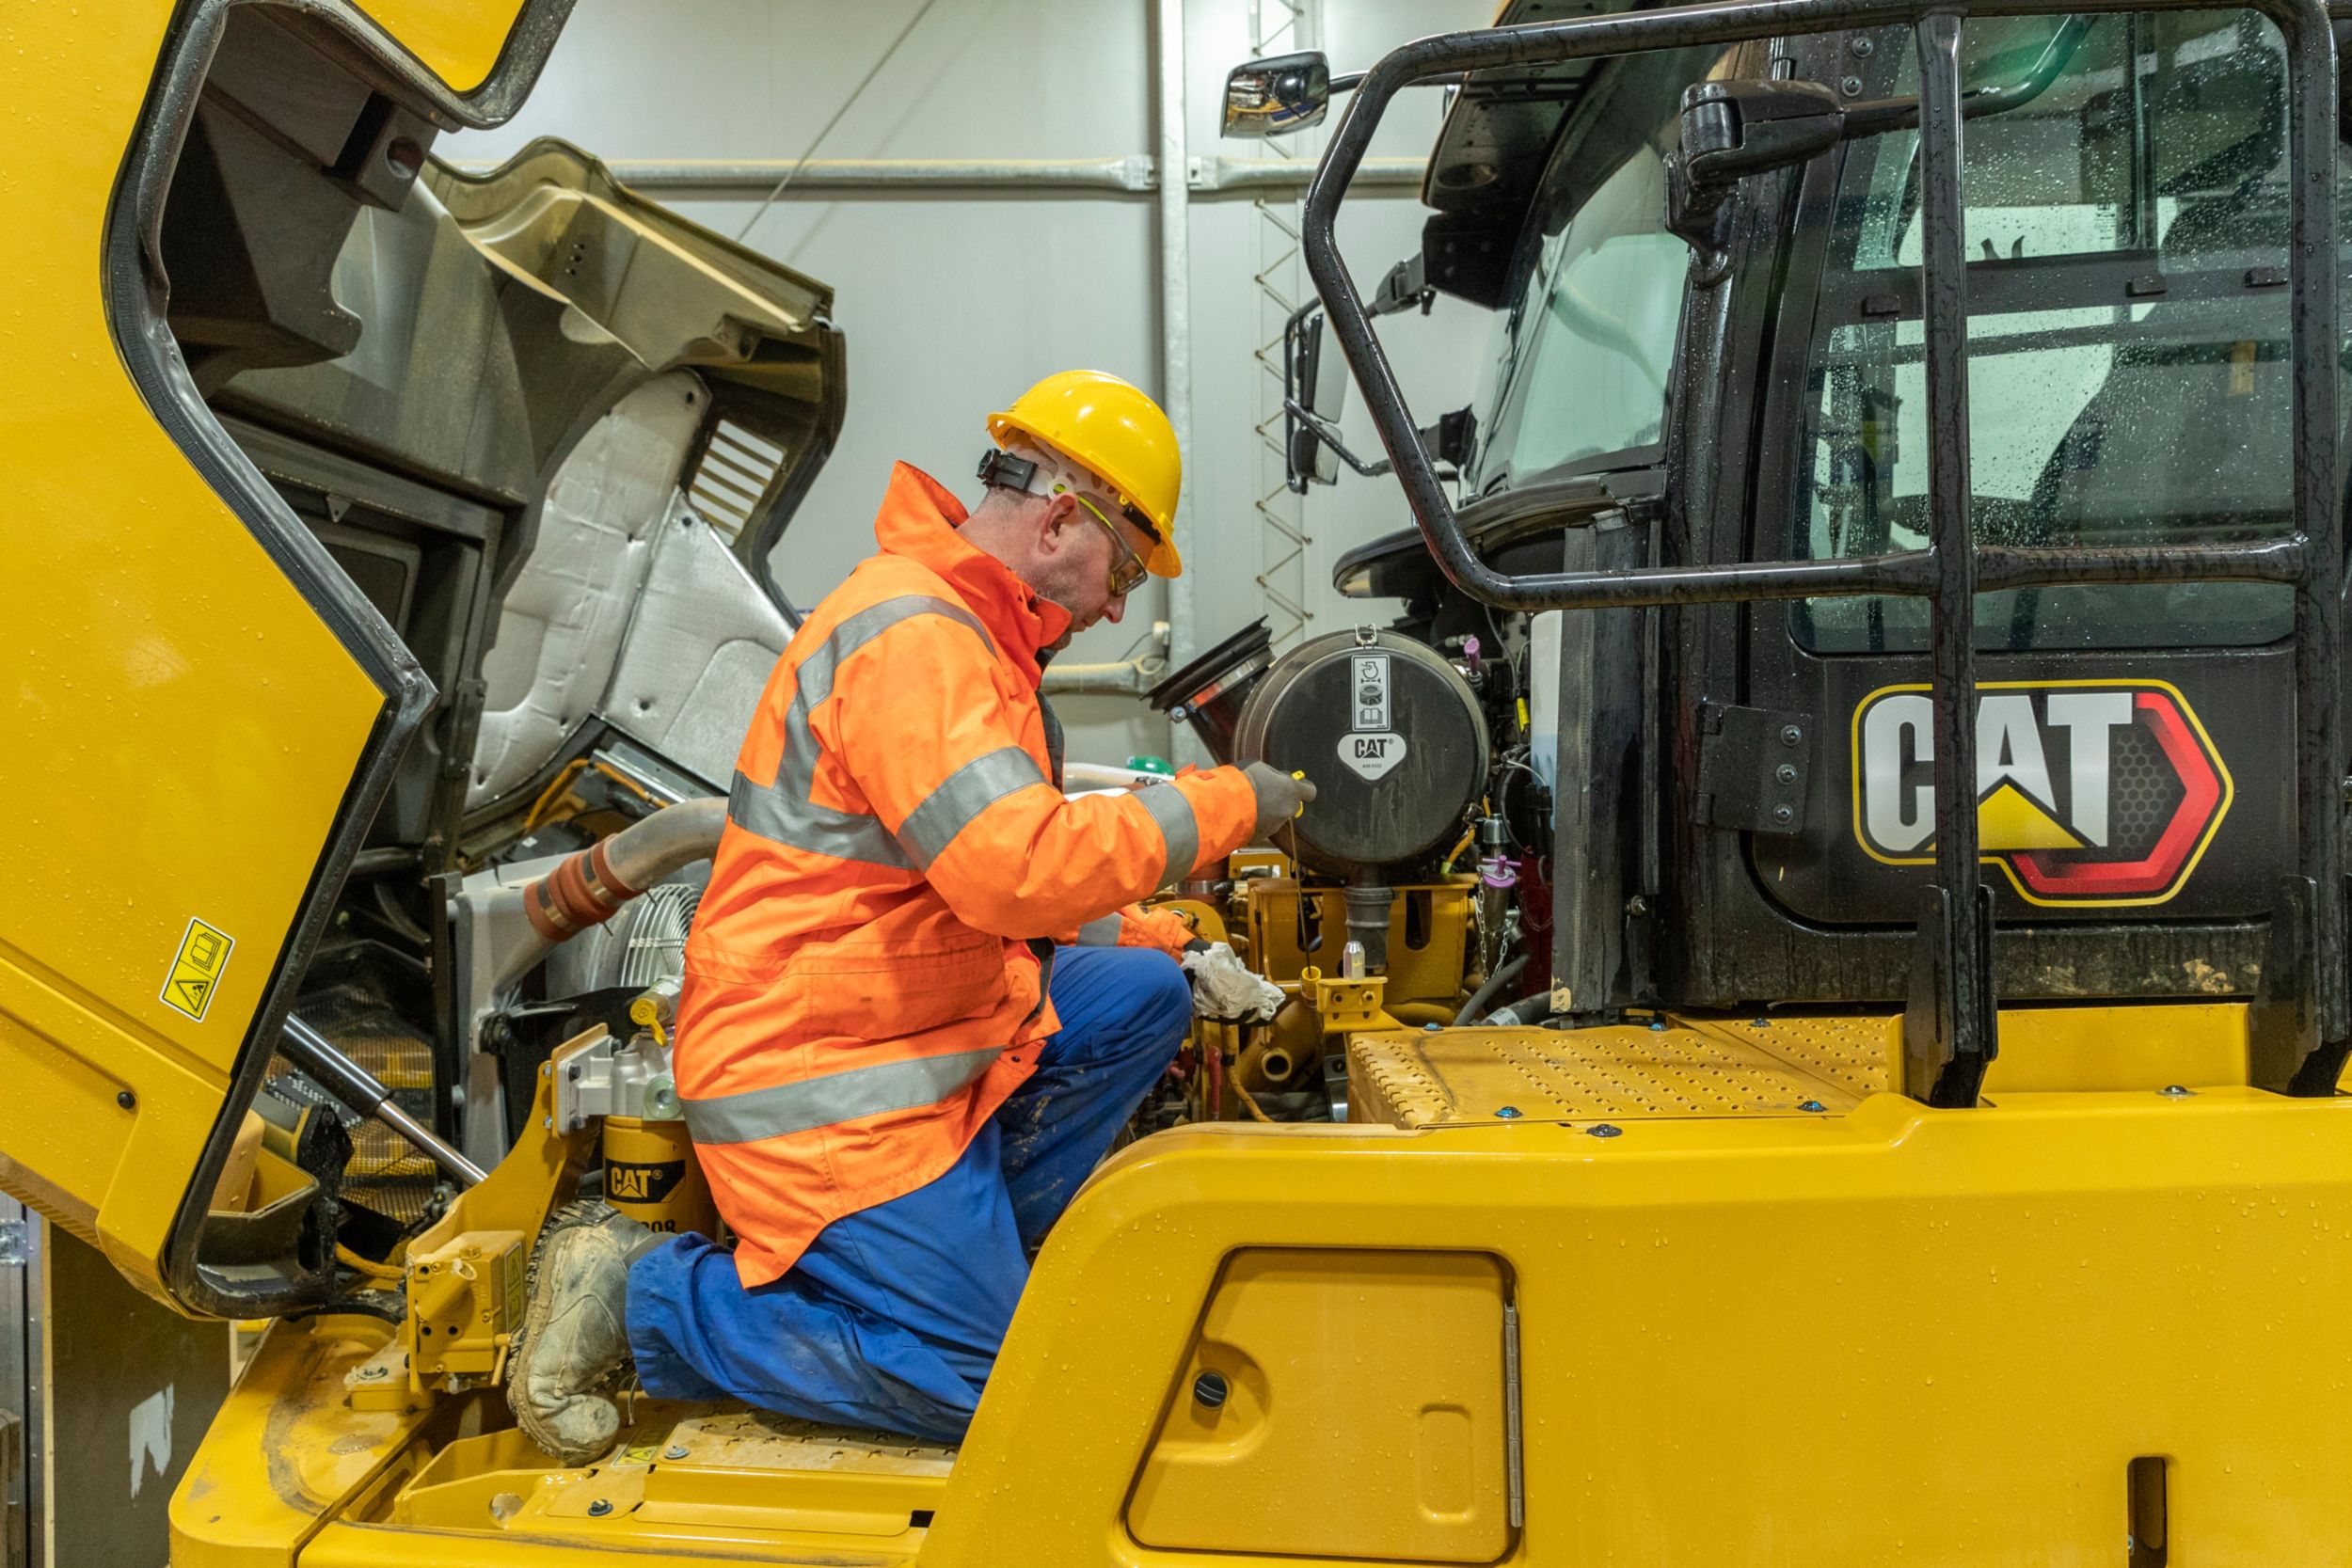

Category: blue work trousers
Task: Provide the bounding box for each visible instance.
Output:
[626,943,1191,1443]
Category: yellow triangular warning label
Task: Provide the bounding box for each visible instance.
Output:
[159,917,234,1022]
[1978,782,2082,851]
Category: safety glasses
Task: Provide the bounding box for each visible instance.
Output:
[1071,492,1151,598]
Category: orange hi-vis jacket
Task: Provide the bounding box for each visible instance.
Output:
[676,462,1259,1286]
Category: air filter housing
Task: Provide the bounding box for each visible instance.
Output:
[1230,627,1488,878]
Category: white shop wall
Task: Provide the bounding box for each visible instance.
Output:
[451,0,1497,767]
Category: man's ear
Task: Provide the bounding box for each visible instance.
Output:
[1034,493,1080,556]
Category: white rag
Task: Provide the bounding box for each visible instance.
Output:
[1180,942,1285,1022]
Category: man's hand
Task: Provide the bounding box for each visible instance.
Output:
[1180,941,1285,1022]
[1242,762,1317,842]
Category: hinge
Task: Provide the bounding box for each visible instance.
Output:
[1502,1295,1524,1529]
[437,677,488,783]
[1692,702,1812,833]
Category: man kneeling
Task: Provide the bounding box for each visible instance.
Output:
[506,371,1311,1459]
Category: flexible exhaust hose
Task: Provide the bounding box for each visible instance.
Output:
[522,797,726,943]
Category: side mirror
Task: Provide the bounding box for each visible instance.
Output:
[1283,252,1443,490]
[1224,51,1333,137]
[1667,78,1846,253]
[1286,308,1349,488]
[1682,77,1847,189]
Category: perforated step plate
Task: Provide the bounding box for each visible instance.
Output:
[1346,1017,1889,1126]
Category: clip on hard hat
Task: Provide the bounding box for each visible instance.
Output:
[977,447,1039,492]
[979,444,1092,506]
[980,444,1164,547]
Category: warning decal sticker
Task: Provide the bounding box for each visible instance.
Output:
[1351,654,1391,732]
[1851,679,2233,909]
[160,917,234,1022]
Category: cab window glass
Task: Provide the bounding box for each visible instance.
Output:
[1470,150,1685,485]
[1464,50,1730,492]
[1793,10,2316,653]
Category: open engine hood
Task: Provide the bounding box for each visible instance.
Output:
[0,0,838,1315]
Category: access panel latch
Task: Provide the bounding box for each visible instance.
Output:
[1693,702,1812,834]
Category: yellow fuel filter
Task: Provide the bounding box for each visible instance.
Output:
[601,1117,717,1238]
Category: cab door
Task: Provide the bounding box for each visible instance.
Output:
[1744,8,2304,938]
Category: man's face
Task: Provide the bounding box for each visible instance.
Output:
[1027,492,1154,648]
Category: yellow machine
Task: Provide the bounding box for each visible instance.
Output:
[8,0,2352,1564]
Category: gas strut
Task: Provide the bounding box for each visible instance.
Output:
[279,1014,488,1187]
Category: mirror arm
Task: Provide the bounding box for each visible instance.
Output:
[1368,254,1437,318]
[1334,70,1464,91]
[1669,13,2091,258]
[1284,399,1468,483]
[1284,399,1394,476]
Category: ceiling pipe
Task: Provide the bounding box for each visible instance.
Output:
[1041,657,1167,696]
[604,155,1157,193]
[1188,155,1423,193]
[445,155,1426,198]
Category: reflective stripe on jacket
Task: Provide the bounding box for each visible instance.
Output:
[676,462,1258,1286]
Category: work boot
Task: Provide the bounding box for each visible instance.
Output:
[508,1200,654,1465]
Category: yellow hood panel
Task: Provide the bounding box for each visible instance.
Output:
[354,1,540,94]
[0,0,570,1300]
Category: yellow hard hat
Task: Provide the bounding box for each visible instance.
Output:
[988,370,1183,578]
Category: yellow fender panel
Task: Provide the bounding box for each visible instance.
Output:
[169,1085,2352,1563]
[928,1091,2352,1564]
[170,1315,424,1568]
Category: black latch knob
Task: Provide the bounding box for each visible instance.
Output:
[1192,1370,1230,1409]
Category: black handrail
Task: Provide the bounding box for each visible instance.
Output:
[1840,10,2095,135]
[1299,0,2344,1103]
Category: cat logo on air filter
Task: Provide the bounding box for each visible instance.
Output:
[1851,680,2232,909]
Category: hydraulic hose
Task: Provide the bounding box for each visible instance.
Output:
[1477,995,1552,1028]
[1454,952,1529,1027]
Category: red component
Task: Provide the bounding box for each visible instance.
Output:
[2010,692,2221,898]
[1517,852,1554,999]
